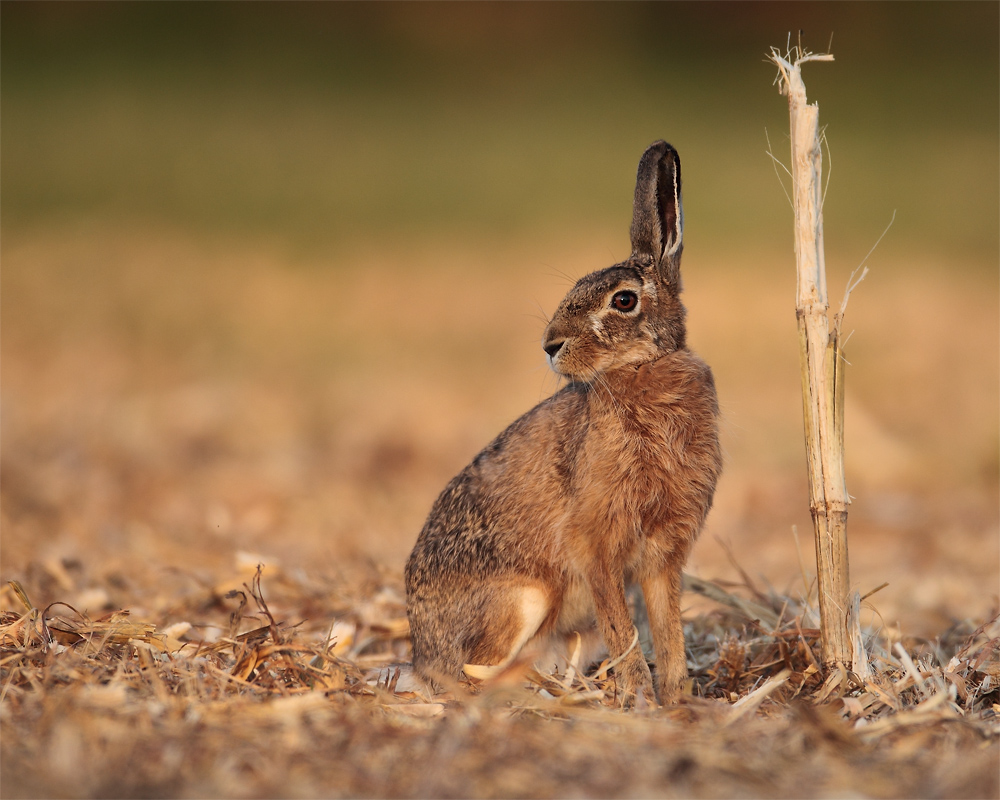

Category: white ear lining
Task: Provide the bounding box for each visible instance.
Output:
[662,202,683,259]
[661,162,683,262]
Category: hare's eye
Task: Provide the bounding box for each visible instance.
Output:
[611,291,638,312]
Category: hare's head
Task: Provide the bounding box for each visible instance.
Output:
[543,141,687,382]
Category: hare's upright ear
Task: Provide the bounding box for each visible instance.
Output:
[629,141,683,286]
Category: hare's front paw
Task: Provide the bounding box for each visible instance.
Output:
[653,654,688,705]
[614,655,656,709]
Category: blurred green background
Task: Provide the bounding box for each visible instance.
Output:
[3,1,997,263]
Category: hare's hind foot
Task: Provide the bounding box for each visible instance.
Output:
[463,584,550,676]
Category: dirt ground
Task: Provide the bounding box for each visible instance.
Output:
[1,225,998,797]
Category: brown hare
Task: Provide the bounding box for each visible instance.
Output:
[405,141,721,706]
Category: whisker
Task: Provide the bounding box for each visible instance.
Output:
[544,266,578,287]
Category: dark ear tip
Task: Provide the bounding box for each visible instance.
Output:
[645,140,676,155]
[641,140,680,170]
[642,140,668,160]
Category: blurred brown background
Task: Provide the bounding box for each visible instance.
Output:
[2,2,997,637]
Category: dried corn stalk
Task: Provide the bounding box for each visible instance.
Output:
[771,46,852,668]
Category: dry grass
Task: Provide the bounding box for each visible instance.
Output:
[1,562,996,799]
[2,227,998,797]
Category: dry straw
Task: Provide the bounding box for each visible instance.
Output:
[1,561,997,797]
[770,43,854,669]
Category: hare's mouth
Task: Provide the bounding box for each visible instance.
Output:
[545,353,574,378]
[545,345,608,383]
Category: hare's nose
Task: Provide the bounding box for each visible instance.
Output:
[543,339,564,358]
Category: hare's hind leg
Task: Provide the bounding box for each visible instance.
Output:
[407,590,467,689]
[464,584,551,679]
[408,580,551,687]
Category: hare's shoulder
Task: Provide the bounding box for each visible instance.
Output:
[412,385,588,577]
[424,384,590,521]
[465,383,590,486]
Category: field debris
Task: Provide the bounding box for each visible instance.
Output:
[1,559,996,798]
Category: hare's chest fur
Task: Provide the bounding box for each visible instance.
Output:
[557,351,720,574]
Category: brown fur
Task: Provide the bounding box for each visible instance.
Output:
[405,141,722,705]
